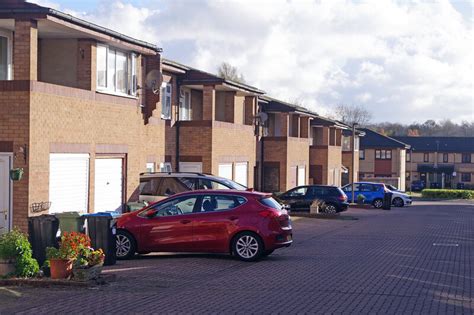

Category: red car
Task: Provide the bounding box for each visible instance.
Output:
[115,190,293,261]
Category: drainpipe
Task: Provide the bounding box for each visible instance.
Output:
[175,79,181,172]
[351,123,357,203]
[258,98,265,191]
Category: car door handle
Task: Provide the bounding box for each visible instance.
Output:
[180,219,192,224]
[229,216,239,221]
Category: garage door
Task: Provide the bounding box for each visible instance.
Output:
[49,154,89,213]
[95,158,123,212]
[298,165,306,186]
[179,162,202,173]
[218,163,233,180]
[234,162,248,187]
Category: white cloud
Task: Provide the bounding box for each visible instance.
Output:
[29,0,474,123]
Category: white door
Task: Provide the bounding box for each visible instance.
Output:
[0,154,12,234]
[94,158,123,212]
[297,165,306,186]
[179,162,202,173]
[219,163,233,180]
[49,154,89,213]
[234,162,248,187]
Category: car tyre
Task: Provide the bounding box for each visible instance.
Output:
[373,198,384,209]
[392,197,404,207]
[323,203,338,214]
[116,230,136,260]
[232,232,264,262]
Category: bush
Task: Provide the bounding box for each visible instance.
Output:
[0,229,39,277]
[421,189,474,199]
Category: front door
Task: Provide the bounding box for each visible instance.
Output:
[0,154,12,234]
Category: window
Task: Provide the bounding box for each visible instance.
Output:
[286,187,308,197]
[461,173,471,182]
[161,82,172,119]
[156,178,188,196]
[359,150,365,160]
[342,136,351,151]
[197,179,230,190]
[96,44,137,96]
[149,196,198,217]
[343,184,360,192]
[0,30,12,80]
[443,153,448,163]
[375,150,392,160]
[258,197,282,210]
[406,172,410,180]
[423,153,429,162]
[146,162,155,173]
[406,152,411,162]
[462,153,471,163]
[179,88,191,120]
[199,195,244,212]
[139,178,162,196]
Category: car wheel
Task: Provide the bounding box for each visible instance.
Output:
[232,232,264,262]
[323,203,338,214]
[116,230,136,260]
[392,197,404,207]
[373,198,384,209]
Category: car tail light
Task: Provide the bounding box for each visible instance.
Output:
[338,194,347,201]
[258,209,279,218]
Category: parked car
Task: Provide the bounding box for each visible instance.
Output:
[341,182,387,208]
[138,172,248,204]
[410,180,425,192]
[385,184,413,207]
[116,190,292,261]
[276,185,349,213]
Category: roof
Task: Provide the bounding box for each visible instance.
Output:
[394,137,474,153]
[359,128,410,149]
[0,0,161,52]
[259,96,317,117]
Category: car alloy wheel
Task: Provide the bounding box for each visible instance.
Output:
[324,204,337,214]
[233,232,264,261]
[393,197,404,207]
[373,199,383,209]
[116,230,136,260]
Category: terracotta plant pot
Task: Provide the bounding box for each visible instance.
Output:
[49,258,73,279]
[0,258,16,276]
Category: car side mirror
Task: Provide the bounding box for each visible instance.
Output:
[145,209,157,218]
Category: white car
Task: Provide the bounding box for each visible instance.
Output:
[385,185,413,207]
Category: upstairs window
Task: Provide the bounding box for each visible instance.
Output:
[161,82,172,120]
[375,149,391,160]
[462,153,471,163]
[423,153,429,162]
[442,153,448,163]
[359,149,365,160]
[0,30,12,80]
[406,152,411,162]
[97,44,137,96]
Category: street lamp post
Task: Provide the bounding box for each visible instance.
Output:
[351,123,358,203]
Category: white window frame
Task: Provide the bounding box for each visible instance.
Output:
[161,81,172,120]
[0,29,13,80]
[146,162,155,173]
[96,44,137,97]
[179,88,191,121]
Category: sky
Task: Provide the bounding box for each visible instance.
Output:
[29,0,474,124]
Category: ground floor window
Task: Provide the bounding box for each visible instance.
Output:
[234,162,248,187]
[461,173,471,182]
[218,163,233,180]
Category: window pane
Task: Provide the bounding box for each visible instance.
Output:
[376,150,381,159]
[386,150,391,159]
[157,178,188,196]
[107,49,116,91]
[116,51,127,93]
[129,53,137,95]
[97,46,107,88]
[0,36,8,80]
[200,195,239,212]
[152,196,197,216]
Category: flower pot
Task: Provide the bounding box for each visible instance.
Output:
[49,258,73,279]
[9,168,24,181]
[0,258,16,276]
[72,263,103,282]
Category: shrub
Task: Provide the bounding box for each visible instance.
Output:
[421,189,474,199]
[0,229,39,277]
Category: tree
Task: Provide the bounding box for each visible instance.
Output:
[333,104,372,126]
[217,62,245,83]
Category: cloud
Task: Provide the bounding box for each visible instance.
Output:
[29,0,473,123]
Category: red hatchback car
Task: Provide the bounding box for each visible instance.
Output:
[116,190,293,261]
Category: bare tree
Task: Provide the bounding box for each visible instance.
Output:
[217,62,245,83]
[333,104,372,126]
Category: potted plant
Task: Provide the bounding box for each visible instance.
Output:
[357,194,366,205]
[310,199,323,214]
[0,229,39,278]
[9,168,24,181]
[46,232,91,279]
[72,248,105,281]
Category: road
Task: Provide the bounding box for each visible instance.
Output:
[1,200,473,314]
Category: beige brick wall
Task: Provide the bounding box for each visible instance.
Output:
[13,19,38,81]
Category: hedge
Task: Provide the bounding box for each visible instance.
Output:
[421,189,474,199]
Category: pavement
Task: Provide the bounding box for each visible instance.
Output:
[1,200,473,314]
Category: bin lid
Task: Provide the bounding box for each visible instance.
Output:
[83,211,121,218]
[55,211,82,218]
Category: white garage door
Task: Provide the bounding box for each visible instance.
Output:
[179,162,202,173]
[95,158,123,212]
[218,163,233,180]
[234,162,248,187]
[297,165,306,186]
[49,154,89,214]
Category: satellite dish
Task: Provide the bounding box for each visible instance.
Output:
[145,70,163,95]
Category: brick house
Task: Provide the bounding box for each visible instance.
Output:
[309,117,349,187]
[394,137,474,189]
[341,128,364,186]
[0,0,164,232]
[257,97,314,192]
[359,129,410,190]
[160,59,264,187]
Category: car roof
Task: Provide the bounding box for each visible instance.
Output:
[169,189,271,198]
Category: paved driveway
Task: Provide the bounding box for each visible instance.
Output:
[1,201,473,314]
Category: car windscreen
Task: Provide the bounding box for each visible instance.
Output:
[259,197,283,210]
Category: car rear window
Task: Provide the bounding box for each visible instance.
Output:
[259,197,282,210]
[329,187,345,196]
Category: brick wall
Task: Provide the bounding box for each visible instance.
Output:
[13,19,37,81]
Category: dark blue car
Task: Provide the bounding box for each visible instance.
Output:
[342,182,386,208]
[410,180,425,192]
